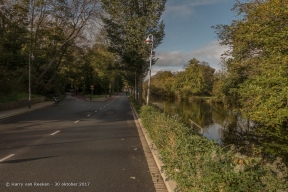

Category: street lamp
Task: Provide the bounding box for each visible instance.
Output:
[145,34,153,105]
[28,53,34,108]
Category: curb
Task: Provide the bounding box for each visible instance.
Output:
[130,105,177,192]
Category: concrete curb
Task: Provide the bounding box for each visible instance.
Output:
[130,105,177,192]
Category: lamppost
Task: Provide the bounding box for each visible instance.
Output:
[145,34,153,105]
[28,53,34,108]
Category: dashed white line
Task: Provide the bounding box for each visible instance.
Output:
[0,154,15,163]
[74,120,80,123]
[50,131,60,136]
[87,114,90,117]
[95,110,97,112]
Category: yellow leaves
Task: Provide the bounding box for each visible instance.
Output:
[232,157,255,166]
[232,158,244,165]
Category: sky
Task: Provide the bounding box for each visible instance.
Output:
[152,0,239,75]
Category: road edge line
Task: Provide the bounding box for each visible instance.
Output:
[130,103,176,192]
[0,154,15,163]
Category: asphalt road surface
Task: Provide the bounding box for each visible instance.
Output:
[0,94,156,192]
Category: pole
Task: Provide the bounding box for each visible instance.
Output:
[28,0,35,108]
[146,37,153,105]
[28,54,31,108]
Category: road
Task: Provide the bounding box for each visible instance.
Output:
[0,94,156,192]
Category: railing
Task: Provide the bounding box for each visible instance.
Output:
[189,119,208,134]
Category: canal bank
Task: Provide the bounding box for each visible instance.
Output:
[137,103,288,191]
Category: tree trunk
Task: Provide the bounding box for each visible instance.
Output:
[138,73,143,106]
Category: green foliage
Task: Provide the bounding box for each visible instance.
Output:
[213,0,288,139]
[0,0,102,96]
[101,0,166,105]
[0,0,29,94]
[144,58,216,101]
[144,71,175,99]
[140,106,288,191]
[172,58,215,99]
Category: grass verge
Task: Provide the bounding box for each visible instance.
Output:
[140,105,288,192]
[0,92,43,104]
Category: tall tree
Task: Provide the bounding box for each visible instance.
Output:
[172,58,215,99]
[101,0,166,105]
[27,0,102,86]
[213,0,288,127]
[0,0,29,93]
[213,0,288,159]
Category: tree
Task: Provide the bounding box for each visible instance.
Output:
[0,0,29,94]
[213,0,288,159]
[172,58,215,99]
[101,0,166,105]
[214,0,288,127]
[26,0,102,89]
[144,71,175,99]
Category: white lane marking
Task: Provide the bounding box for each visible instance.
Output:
[100,108,102,110]
[75,98,79,102]
[50,131,60,136]
[87,114,90,117]
[104,106,105,108]
[74,120,79,123]
[0,154,15,163]
[95,110,97,112]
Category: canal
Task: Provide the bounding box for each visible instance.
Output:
[152,98,288,164]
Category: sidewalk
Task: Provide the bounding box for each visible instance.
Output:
[0,101,54,120]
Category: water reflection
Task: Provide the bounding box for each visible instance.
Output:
[152,99,288,164]
[153,99,228,143]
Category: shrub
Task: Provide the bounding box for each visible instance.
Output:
[140,106,288,192]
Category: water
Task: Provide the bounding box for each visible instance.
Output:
[152,99,231,143]
[152,98,288,164]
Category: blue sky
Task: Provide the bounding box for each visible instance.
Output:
[153,0,239,75]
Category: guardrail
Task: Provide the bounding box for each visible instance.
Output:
[188,119,209,134]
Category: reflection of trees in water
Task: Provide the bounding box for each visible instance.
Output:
[164,100,214,129]
[211,102,234,128]
[153,99,288,165]
[221,114,288,165]
[221,113,253,153]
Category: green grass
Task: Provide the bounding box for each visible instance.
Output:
[0,92,43,104]
[128,95,141,114]
[140,105,288,192]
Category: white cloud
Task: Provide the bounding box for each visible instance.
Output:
[151,41,229,76]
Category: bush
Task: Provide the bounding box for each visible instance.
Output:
[140,106,288,192]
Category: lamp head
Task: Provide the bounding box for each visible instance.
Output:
[145,35,153,45]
